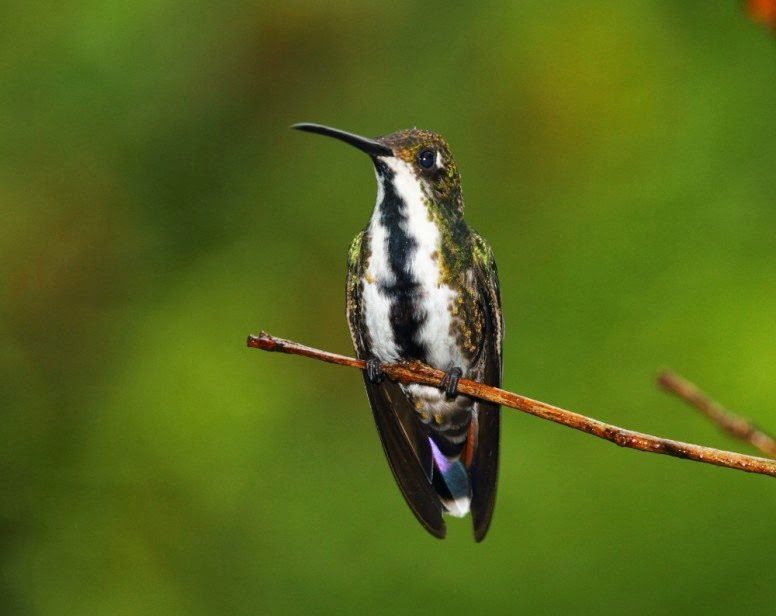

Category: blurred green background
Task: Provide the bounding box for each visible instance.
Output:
[2,1,775,614]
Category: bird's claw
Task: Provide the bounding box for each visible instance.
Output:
[365,358,384,384]
[440,367,463,398]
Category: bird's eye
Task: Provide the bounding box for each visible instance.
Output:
[417,149,435,169]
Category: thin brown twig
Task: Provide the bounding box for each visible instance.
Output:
[658,370,776,459]
[247,331,776,479]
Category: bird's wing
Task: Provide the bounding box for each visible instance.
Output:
[469,230,503,542]
[345,231,445,538]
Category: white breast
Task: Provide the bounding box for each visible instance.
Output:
[388,158,463,371]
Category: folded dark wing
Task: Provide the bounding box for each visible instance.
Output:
[362,376,445,538]
[469,232,504,542]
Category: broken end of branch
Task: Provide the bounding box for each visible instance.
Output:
[246,331,277,351]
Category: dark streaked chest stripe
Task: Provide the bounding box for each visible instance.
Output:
[375,162,428,362]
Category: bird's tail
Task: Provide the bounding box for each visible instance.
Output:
[430,441,470,516]
[428,416,476,517]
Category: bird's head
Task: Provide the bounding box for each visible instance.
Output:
[293,123,463,216]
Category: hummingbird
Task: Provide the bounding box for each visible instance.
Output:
[293,123,503,541]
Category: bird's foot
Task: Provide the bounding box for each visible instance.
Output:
[440,367,463,398]
[365,358,384,385]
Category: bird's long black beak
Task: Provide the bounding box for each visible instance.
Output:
[292,123,392,157]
